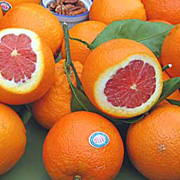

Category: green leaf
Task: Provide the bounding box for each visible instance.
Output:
[18,105,32,125]
[166,99,180,106]
[157,77,180,104]
[91,19,174,57]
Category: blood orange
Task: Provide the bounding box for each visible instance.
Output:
[0,28,55,105]
[82,39,163,118]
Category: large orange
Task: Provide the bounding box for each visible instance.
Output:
[161,24,180,77]
[43,111,124,180]
[0,103,26,175]
[142,0,180,24]
[61,21,106,65]
[0,28,55,105]
[82,39,163,118]
[32,59,83,129]
[0,3,63,54]
[127,104,180,180]
[89,0,146,24]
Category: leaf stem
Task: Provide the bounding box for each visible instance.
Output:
[162,64,172,71]
[62,22,82,88]
[70,37,94,51]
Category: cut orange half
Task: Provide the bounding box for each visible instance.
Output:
[82,39,163,118]
[0,28,55,105]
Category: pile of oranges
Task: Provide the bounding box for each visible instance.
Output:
[1,0,180,180]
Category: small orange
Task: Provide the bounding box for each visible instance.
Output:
[161,24,180,77]
[0,103,26,175]
[61,21,106,65]
[32,59,83,129]
[82,38,163,118]
[43,111,124,180]
[142,0,180,24]
[0,28,55,105]
[0,3,63,54]
[89,0,146,24]
[127,104,180,180]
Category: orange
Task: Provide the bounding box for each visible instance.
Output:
[0,6,3,18]
[32,59,83,129]
[148,19,172,25]
[89,0,146,24]
[161,24,180,77]
[127,104,180,180]
[0,3,63,54]
[43,111,124,180]
[82,38,163,118]
[0,28,55,105]
[0,103,26,175]
[163,71,180,101]
[142,0,180,24]
[61,21,106,65]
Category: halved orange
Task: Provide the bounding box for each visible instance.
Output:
[0,28,55,105]
[82,39,163,118]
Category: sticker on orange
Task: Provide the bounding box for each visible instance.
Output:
[89,132,110,148]
[0,1,12,12]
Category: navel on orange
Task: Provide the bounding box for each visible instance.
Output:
[0,28,55,105]
[82,39,163,118]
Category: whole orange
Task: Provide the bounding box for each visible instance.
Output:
[89,0,146,24]
[0,103,26,175]
[0,3,63,54]
[142,0,180,24]
[161,24,180,77]
[43,111,124,180]
[82,38,163,118]
[61,21,106,65]
[32,59,83,129]
[127,104,180,180]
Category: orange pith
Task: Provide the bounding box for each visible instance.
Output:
[0,28,55,105]
[82,38,163,118]
[61,21,106,65]
[43,111,124,180]
[0,103,26,175]
[89,0,146,24]
[32,59,83,129]
[0,3,63,54]
[127,104,180,180]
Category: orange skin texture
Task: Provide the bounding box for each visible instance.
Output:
[127,104,180,180]
[1,0,40,7]
[0,7,3,19]
[0,3,63,54]
[141,0,180,24]
[163,71,180,100]
[82,38,162,118]
[0,103,26,175]
[61,21,106,65]
[89,0,146,24]
[32,59,83,129]
[148,19,171,25]
[161,24,180,77]
[0,32,55,105]
[43,111,124,180]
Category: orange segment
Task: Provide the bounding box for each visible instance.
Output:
[82,39,163,118]
[0,28,55,105]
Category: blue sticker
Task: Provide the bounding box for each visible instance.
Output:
[0,1,12,12]
[89,132,110,148]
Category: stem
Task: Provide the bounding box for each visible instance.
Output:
[70,37,94,51]
[74,175,82,180]
[162,64,172,71]
[62,22,82,88]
